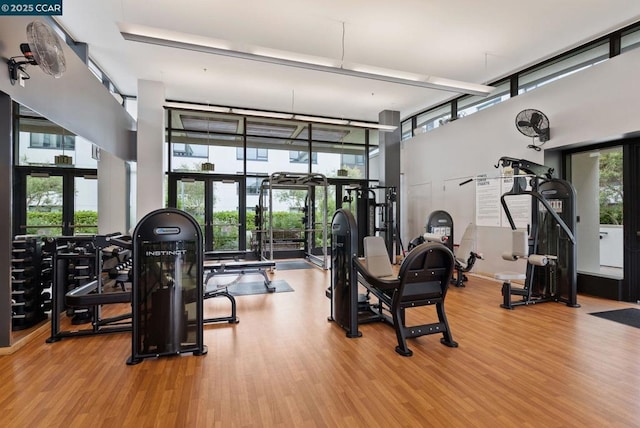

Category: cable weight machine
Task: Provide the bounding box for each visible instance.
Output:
[342,184,402,262]
[495,157,580,309]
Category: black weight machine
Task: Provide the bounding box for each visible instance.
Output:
[494,157,580,309]
[408,210,482,287]
[329,208,458,356]
[45,233,133,343]
[408,210,454,252]
[127,208,207,365]
[341,184,402,262]
[256,172,329,268]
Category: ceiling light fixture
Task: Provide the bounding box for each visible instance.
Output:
[120,25,495,96]
[348,121,397,131]
[293,115,349,125]
[164,101,230,113]
[164,101,397,131]
[230,108,294,119]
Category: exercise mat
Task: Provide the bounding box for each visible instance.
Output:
[590,308,640,329]
[275,260,315,270]
[229,280,293,296]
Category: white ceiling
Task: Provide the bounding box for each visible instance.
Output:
[56,0,640,122]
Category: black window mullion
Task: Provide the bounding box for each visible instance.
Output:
[63,172,75,236]
[308,123,313,174]
[610,31,622,58]
[166,108,172,173]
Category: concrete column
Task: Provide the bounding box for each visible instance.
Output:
[378,110,401,257]
[98,149,128,234]
[378,110,401,189]
[136,80,165,221]
[0,92,13,347]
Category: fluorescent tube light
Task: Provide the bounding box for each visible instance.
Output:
[164,102,395,130]
[120,25,495,96]
[230,108,294,119]
[164,102,230,113]
[293,115,349,125]
[348,121,398,131]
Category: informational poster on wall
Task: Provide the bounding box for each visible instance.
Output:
[475,174,532,228]
[475,174,501,227]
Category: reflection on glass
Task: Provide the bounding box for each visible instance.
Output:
[176,180,205,228]
[136,240,198,354]
[18,106,98,169]
[26,175,63,236]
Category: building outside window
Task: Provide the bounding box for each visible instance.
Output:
[173,143,208,158]
[237,147,268,161]
[289,150,317,164]
[29,133,75,150]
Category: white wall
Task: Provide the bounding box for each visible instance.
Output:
[600,225,623,268]
[98,150,128,234]
[136,80,165,221]
[0,17,136,161]
[401,47,640,277]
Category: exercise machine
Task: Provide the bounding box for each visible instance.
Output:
[127,208,207,365]
[256,172,328,268]
[450,223,482,287]
[329,208,458,356]
[342,184,402,262]
[45,233,133,342]
[426,210,454,252]
[408,211,481,287]
[494,157,580,309]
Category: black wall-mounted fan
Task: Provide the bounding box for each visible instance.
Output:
[7,20,66,85]
[515,109,550,151]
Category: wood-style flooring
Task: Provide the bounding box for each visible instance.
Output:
[1,266,639,427]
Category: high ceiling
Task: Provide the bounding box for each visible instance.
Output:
[56,0,640,122]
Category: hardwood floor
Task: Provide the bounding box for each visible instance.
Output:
[1,267,639,427]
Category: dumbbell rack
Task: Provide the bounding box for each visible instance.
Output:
[11,237,46,331]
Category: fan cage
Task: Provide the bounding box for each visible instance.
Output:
[26,20,66,78]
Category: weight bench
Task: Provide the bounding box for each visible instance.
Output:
[66,280,131,307]
[203,260,276,293]
[354,236,458,356]
[204,250,247,261]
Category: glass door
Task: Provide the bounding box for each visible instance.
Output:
[175,178,206,239]
[72,174,98,235]
[571,146,623,279]
[169,174,244,252]
[15,167,98,237]
[211,180,242,250]
[24,173,64,236]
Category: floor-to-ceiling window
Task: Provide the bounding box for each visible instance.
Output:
[13,106,98,237]
[165,106,379,254]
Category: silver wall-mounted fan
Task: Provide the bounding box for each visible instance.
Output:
[515,109,550,151]
[7,20,67,85]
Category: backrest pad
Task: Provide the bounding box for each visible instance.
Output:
[363,236,394,278]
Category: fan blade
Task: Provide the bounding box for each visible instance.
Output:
[530,112,543,127]
[517,120,532,127]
